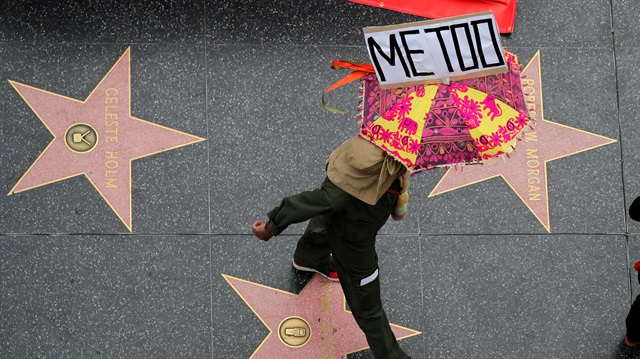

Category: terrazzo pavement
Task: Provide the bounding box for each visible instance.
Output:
[1,1,639,358]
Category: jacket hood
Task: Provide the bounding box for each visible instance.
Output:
[327,135,405,205]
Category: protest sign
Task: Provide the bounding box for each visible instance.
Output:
[364,11,507,88]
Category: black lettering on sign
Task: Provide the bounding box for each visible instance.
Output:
[471,19,505,68]
[450,23,479,71]
[399,29,435,77]
[367,35,410,82]
[423,26,454,72]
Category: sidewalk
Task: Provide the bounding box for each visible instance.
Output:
[0,1,638,358]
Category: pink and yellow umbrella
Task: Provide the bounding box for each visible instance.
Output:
[353,51,531,173]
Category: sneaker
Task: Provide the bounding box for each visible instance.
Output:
[292,260,339,282]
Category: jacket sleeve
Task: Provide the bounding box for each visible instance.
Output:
[267,185,335,237]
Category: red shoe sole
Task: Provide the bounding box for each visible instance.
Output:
[292,260,339,282]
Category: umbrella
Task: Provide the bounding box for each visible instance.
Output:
[347,0,518,34]
[357,50,530,173]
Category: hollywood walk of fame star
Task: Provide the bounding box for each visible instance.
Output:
[429,51,616,232]
[8,48,205,231]
[223,274,420,358]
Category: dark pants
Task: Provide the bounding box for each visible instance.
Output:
[627,294,640,342]
[293,193,410,359]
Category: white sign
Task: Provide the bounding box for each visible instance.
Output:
[363,11,507,89]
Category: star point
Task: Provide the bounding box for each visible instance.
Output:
[223,274,420,358]
[9,47,205,231]
[429,51,616,232]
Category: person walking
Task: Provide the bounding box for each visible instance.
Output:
[626,197,640,347]
[625,261,640,347]
[252,135,411,358]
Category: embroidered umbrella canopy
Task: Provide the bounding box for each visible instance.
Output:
[328,51,531,174]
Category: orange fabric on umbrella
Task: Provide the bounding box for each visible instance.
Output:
[348,0,518,34]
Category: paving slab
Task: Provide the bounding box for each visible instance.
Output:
[212,234,423,358]
[0,1,205,44]
[421,234,630,359]
[612,0,640,48]
[617,47,640,234]
[415,47,623,235]
[0,0,637,358]
[0,44,208,234]
[503,0,613,48]
[207,0,421,46]
[206,0,613,48]
[0,235,211,358]
[207,44,419,235]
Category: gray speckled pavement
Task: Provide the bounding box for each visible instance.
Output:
[1,1,639,358]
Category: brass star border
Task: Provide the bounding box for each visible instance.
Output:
[429,51,617,232]
[8,48,205,231]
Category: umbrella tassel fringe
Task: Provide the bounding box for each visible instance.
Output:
[356,82,367,128]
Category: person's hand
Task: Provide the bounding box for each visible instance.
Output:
[252,220,273,241]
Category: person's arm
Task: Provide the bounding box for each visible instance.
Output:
[252,220,274,241]
[253,182,337,241]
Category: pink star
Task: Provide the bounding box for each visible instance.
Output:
[429,52,616,231]
[223,274,420,358]
[8,48,205,231]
